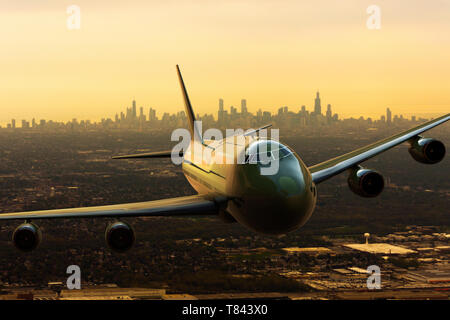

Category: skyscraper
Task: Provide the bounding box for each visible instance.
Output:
[386,107,392,125]
[314,91,322,115]
[230,106,237,118]
[241,99,247,115]
[326,104,332,122]
[218,98,224,124]
[148,108,157,122]
[132,99,137,119]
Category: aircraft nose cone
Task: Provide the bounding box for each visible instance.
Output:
[277,175,303,197]
[229,153,316,235]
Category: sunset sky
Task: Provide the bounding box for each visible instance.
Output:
[1,0,449,126]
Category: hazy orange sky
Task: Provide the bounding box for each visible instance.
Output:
[1,0,449,126]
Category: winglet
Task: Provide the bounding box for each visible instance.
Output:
[176,65,201,142]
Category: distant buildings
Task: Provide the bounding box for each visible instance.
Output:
[241,99,247,115]
[386,107,392,125]
[314,91,322,115]
[3,92,427,131]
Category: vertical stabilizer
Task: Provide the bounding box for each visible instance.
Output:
[176,65,201,141]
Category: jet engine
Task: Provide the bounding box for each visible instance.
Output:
[105,221,135,252]
[348,166,384,198]
[408,136,445,164]
[13,222,42,252]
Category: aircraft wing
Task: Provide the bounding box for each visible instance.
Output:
[309,113,450,184]
[0,195,225,221]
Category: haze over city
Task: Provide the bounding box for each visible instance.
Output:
[2,92,428,132]
[1,0,450,126]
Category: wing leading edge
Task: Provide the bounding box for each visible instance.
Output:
[309,113,450,184]
[0,195,225,221]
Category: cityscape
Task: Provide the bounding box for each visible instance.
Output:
[0,101,448,299]
[1,92,431,132]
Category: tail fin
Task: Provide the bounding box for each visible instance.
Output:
[176,65,201,142]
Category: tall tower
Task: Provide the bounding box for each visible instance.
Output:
[326,104,332,123]
[386,107,392,125]
[132,99,137,119]
[241,99,247,115]
[148,108,157,122]
[314,91,321,115]
[218,98,224,124]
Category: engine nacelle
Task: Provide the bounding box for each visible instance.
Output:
[105,221,135,252]
[348,167,384,198]
[408,136,445,164]
[13,222,42,252]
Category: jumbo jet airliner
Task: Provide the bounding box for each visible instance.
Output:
[1,66,448,252]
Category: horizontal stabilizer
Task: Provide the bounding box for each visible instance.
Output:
[112,150,178,159]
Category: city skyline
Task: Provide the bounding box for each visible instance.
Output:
[2,92,436,130]
[1,95,443,128]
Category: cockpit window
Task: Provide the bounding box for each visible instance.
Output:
[245,140,293,164]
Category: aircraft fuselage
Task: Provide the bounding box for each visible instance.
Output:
[182,136,317,235]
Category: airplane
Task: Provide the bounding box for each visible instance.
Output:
[0,65,448,253]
